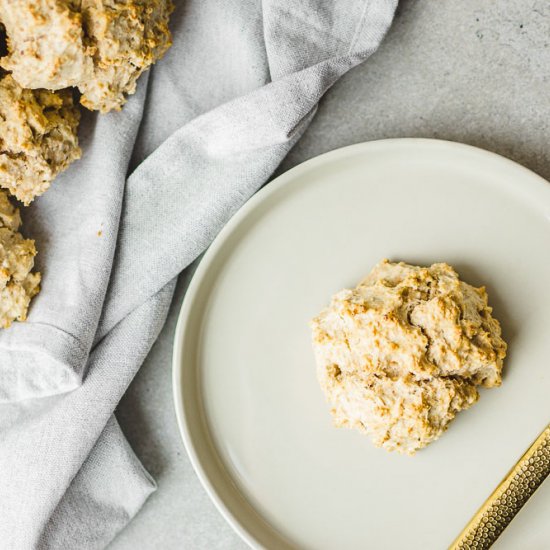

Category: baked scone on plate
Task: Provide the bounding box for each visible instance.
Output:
[0,0,174,112]
[0,73,81,204]
[311,259,507,455]
[0,190,40,327]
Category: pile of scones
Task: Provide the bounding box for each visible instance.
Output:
[0,0,173,328]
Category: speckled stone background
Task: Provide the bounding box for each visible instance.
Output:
[111,1,550,548]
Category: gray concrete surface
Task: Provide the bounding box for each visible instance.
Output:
[111,1,550,548]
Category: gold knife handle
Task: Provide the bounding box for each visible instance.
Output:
[449,424,550,550]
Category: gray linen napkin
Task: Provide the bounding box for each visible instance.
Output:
[0,1,397,547]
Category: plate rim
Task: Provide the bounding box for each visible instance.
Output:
[172,137,550,549]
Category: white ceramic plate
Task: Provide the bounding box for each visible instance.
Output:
[173,139,550,549]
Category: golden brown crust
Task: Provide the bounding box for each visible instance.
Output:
[0,74,81,204]
[0,190,40,328]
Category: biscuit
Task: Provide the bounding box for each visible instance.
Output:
[0,74,81,204]
[311,260,507,454]
[0,0,173,112]
[79,0,174,112]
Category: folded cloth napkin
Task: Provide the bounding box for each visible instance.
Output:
[0,1,397,547]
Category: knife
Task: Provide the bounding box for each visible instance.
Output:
[449,423,550,549]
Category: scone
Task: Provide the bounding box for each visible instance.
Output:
[0,0,173,112]
[311,259,507,455]
[78,0,174,112]
[0,190,40,327]
[0,73,81,204]
[0,0,93,90]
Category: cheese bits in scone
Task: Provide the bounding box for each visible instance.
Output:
[311,260,507,455]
